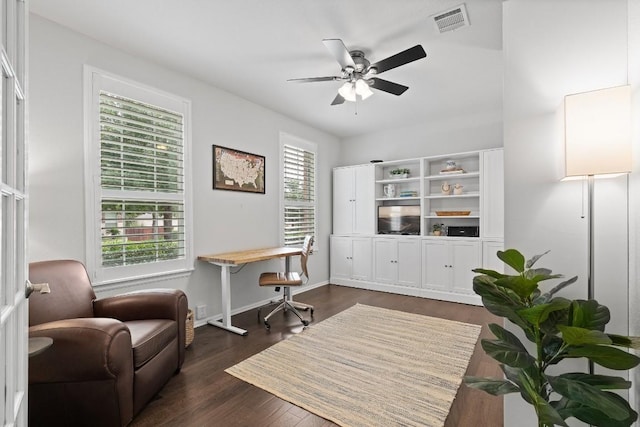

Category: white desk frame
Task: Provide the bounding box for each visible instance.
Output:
[198,247,301,336]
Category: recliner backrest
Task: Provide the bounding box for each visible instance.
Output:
[29,260,97,326]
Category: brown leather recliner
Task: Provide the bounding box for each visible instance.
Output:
[28,260,188,427]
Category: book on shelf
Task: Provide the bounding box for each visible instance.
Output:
[439,168,466,174]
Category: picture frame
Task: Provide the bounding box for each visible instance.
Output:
[212,145,265,194]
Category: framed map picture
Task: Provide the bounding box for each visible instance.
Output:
[212,145,265,194]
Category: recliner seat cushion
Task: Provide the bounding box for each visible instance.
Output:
[125,319,176,369]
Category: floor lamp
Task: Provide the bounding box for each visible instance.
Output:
[564,85,632,374]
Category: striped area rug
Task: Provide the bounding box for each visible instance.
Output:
[225,304,481,427]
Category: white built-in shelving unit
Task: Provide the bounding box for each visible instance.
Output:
[330,148,504,305]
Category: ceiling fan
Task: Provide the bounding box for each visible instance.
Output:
[288,39,427,105]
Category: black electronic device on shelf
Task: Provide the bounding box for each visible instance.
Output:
[447,226,479,237]
[377,205,420,235]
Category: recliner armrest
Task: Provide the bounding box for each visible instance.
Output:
[95,289,188,365]
[29,318,133,383]
[94,289,187,322]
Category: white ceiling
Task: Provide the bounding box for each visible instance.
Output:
[30,0,504,139]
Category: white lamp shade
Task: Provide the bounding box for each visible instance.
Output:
[564,85,631,177]
[355,79,374,100]
[338,82,356,102]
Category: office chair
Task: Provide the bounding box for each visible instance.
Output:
[258,235,314,330]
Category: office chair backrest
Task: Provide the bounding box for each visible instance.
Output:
[300,235,314,281]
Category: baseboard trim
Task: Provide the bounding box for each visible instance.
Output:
[329,277,482,306]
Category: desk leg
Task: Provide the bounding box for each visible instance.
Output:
[207,264,248,336]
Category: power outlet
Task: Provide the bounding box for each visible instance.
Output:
[196,305,206,320]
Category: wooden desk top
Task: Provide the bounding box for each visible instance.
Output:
[198,247,302,265]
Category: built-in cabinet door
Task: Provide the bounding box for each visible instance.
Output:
[330,236,352,279]
[333,165,375,235]
[422,240,450,291]
[374,238,420,287]
[483,240,504,273]
[330,236,372,281]
[373,238,397,283]
[333,168,354,235]
[450,240,482,294]
[351,237,372,281]
[353,165,375,234]
[482,149,504,239]
[397,239,421,288]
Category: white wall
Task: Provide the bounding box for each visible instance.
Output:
[28,15,341,319]
[339,110,502,165]
[503,1,634,425]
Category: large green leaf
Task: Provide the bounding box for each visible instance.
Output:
[498,249,525,273]
[571,300,610,331]
[539,305,571,337]
[472,268,507,280]
[518,298,571,327]
[559,326,612,346]
[553,397,637,427]
[541,335,565,365]
[536,276,578,303]
[487,323,536,361]
[473,275,534,338]
[557,373,631,390]
[525,250,550,269]
[519,370,568,426]
[494,275,538,300]
[463,376,519,395]
[565,345,640,370]
[481,338,536,368]
[608,334,640,350]
[501,365,540,405]
[525,268,563,284]
[548,376,630,421]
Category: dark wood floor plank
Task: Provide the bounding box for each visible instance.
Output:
[130,285,503,427]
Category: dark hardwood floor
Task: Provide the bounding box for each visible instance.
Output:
[130,285,503,427]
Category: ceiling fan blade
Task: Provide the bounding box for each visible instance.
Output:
[323,39,356,70]
[369,45,426,74]
[287,76,341,83]
[369,78,409,96]
[331,93,345,105]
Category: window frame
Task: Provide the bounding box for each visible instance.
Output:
[83,66,193,286]
[279,132,317,248]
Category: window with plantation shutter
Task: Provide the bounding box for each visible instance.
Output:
[282,136,316,246]
[85,68,193,285]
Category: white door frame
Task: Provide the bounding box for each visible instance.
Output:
[1,0,29,425]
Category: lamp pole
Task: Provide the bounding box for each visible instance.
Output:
[587,174,595,376]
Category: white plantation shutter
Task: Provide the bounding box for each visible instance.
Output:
[283,143,316,246]
[100,91,186,267]
[85,68,192,284]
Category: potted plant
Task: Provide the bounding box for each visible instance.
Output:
[432,223,444,236]
[464,249,640,427]
[389,168,410,179]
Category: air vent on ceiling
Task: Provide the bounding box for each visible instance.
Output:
[431,4,470,34]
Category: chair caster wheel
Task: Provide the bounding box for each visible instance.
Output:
[264,321,270,330]
[302,320,309,326]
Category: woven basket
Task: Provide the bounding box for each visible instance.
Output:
[185,309,194,347]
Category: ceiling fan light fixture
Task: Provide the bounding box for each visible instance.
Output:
[338,81,357,102]
[355,79,374,100]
